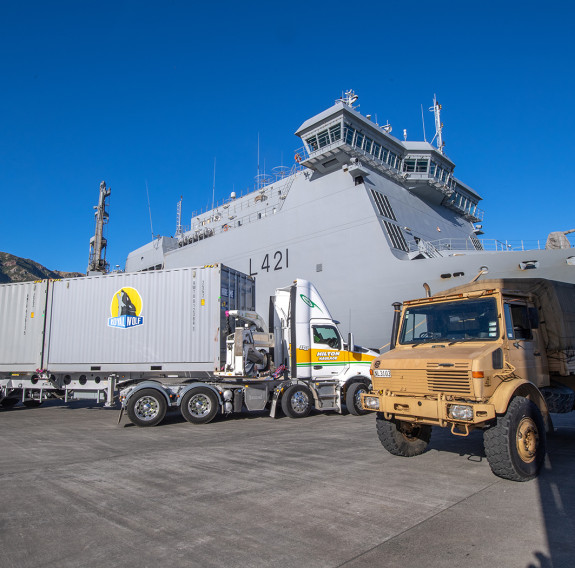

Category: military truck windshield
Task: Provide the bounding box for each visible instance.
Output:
[399,297,499,345]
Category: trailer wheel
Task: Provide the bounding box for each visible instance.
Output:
[376,414,431,456]
[281,385,313,418]
[180,388,219,425]
[0,397,19,409]
[23,400,43,408]
[126,389,167,427]
[483,396,546,482]
[346,382,370,416]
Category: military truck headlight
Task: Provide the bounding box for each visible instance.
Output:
[448,404,473,421]
[363,396,380,410]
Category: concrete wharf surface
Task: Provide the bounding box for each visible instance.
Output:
[0,402,574,568]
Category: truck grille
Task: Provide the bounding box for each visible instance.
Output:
[426,363,471,395]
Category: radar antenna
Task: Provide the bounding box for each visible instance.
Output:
[87,181,111,275]
[429,95,445,154]
[337,89,359,107]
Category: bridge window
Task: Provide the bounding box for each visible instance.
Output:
[416,159,429,172]
[403,159,416,173]
[329,124,341,142]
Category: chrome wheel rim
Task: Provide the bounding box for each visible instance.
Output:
[134,396,161,421]
[290,391,309,414]
[188,393,212,418]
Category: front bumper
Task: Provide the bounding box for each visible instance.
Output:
[360,391,496,428]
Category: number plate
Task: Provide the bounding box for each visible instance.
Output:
[373,369,391,378]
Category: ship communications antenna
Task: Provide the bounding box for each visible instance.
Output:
[176,196,183,236]
[337,89,359,108]
[87,181,111,275]
[429,95,445,154]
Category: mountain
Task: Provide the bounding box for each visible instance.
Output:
[0,252,84,284]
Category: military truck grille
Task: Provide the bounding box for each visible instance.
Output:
[426,363,471,395]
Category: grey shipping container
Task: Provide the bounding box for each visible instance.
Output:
[0,265,255,378]
[0,280,49,374]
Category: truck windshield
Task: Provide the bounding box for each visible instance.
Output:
[399,297,499,345]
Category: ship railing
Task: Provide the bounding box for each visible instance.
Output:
[189,163,305,221]
[408,238,573,253]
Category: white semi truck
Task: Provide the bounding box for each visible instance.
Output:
[0,265,377,426]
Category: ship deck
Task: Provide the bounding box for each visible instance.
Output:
[0,402,573,567]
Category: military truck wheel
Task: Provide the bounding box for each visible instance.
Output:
[483,396,546,482]
[376,414,431,456]
[0,397,19,408]
[23,400,43,408]
[346,382,370,416]
[540,383,575,414]
[281,385,313,418]
[180,388,219,424]
[126,389,167,427]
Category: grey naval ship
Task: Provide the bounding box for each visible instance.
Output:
[124,91,575,349]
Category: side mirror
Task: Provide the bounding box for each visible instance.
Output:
[347,332,354,351]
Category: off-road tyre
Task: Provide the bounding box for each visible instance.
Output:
[281,384,313,418]
[483,396,546,482]
[126,388,167,427]
[376,414,432,456]
[346,381,370,416]
[540,383,575,414]
[0,397,19,409]
[180,387,219,425]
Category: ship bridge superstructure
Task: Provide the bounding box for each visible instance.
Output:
[294,94,483,224]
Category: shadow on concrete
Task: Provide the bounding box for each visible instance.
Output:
[528,418,575,568]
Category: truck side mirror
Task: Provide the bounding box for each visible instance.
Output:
[347,332,354,351]
[528,307,539,329]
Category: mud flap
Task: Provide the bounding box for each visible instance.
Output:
[269,388,282,418]
[117,406,124,424]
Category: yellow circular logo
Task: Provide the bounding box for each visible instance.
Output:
[110,287,143,318]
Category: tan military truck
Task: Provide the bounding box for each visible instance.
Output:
[361,278,575,481]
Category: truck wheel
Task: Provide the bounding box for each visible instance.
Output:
[0,397,19,409]
[483,396,546,482]
[540,383,575,414]
[23,400,43,408]
[376,414,431,456]
[126,389,167,427]
[281,385,313,418]
[346,382,370,416]
[180,388,219,425]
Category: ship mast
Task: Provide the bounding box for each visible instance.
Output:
[87,181,111,275]
[430,95,445,154]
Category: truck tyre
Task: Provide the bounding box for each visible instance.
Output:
[180,388,219,425]
[540,383,575,414]
[23,400,43,408]
[281,385,313,418]
[0,397,19,409]
[483,396,546,482]
[346,382,370,416]
[126,389,167,427]
[376,414,431,457]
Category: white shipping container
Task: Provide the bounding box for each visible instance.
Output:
[0,265,255,377]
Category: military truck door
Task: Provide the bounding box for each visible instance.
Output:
[503,298,549,385]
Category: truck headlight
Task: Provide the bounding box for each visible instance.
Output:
[363,396,380,410]
[448,404,473,421]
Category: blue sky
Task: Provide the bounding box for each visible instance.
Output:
[1,0,574,272]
